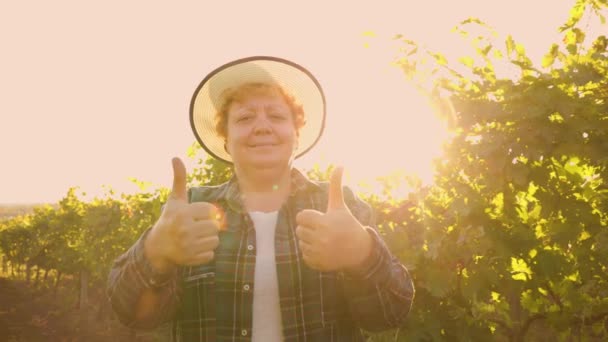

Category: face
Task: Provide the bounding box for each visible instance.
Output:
[225,94,298,170]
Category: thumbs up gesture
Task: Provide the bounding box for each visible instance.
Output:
[144,157,221,274]
[295,167,374,272]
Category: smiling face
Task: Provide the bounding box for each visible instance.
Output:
[226,94,297,169]
[216,83,305,171]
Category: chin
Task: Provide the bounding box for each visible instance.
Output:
[242,154,293,169]
[249,159,289,169]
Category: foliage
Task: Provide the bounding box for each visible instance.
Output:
[187,142,234,186]
[385,1,608,340]
[0,144,233,286]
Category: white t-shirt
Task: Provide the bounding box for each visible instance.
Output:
[248,211,284,342]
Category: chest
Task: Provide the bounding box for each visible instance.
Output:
[175,196,343,340]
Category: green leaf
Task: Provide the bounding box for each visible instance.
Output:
[559,1,587,32]
[424,266,455,297]
[572,28,586,44]
[515,44,527,57]
[459,56,475,68]
[511,257,533,281]
[542,44,560,68]
[505,35,515,56]
[480,44,492,57]
[533,249,566,279]
[362,30,376,37]
[521,289,542,313]
[431,52,449,66]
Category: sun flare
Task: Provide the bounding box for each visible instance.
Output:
[296,57,449,200]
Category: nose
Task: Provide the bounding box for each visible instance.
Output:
[252,114,272,135]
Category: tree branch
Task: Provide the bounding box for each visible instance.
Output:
[519,313,546,340]
[543,282,564,311]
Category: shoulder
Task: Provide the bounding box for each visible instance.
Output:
[187,181,232,203]
[292,168,372,213]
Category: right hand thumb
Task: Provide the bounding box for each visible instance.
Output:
[170,157,188,201]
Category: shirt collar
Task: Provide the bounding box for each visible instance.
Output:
[218,168,322,211]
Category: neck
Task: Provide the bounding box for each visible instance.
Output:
[235,163,292,192]
[234,164,292,212]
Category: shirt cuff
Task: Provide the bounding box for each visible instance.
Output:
[130,228,176,289]
[343,227,393,284]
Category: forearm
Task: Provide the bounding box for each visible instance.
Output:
[106,229,180,329]
[132,287,178,329]
[341,228,415,331]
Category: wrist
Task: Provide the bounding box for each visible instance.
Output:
[144,226,174,275]
[344,228,374,272]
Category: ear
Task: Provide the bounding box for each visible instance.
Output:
[224,141,230,155]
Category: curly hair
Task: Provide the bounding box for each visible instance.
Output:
[214,82,306,140]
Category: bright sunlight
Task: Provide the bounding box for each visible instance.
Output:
[296,45,449,199]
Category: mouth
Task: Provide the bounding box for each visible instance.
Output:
[248,143,278,148]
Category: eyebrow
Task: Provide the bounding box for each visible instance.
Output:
[266,105,289,111]
[233,103,289,112]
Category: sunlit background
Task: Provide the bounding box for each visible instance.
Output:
[0,0,589,204]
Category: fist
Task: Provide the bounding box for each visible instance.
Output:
[144,157,220,273]
[295,167,373,272]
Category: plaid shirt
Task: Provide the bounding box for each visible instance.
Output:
[107,169,414,341]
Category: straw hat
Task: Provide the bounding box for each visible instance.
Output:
[189,56,326,164]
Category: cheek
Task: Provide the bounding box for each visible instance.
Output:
[226,125,246,142]
[282,131,297,148]
[224,132,241,153]
[278,123,297,139]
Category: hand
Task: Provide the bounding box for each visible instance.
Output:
[295,167,373,272]
[144,157,220,274]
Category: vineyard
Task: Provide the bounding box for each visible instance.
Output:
[1,1,607,341]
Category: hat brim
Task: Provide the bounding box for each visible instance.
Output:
[189,56,326,164]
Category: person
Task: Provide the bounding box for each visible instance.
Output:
[107,56,415,341]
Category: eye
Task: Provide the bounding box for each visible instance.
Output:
[269,112,287,120]
[237,114,253,122]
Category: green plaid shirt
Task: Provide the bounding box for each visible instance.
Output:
[107,169,414,341]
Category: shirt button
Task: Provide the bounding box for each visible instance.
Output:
[247,244,254,251]
[243,284,250,291]
[241,329,248,336]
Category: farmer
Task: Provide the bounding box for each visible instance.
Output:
[107,56,415,341]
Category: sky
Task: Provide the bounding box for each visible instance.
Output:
[1,0,594,204]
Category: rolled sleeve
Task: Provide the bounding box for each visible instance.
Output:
[341,228,415,331]
[341,190,416,332]
[106,228,179,329]
[343,227,394,284]
[131,229,176,288]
